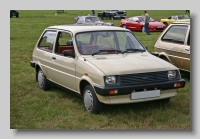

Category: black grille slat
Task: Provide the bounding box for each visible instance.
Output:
[120,71,168,85]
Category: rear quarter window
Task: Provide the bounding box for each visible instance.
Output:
[38,30,57,52]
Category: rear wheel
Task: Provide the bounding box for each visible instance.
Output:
[37,68,50,90]
[10,14,13,18]
[110,16,114,20]
[16,14,19,18]
[83,85,102,114]
[122,24,126,29]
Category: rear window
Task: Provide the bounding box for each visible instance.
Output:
[161,25,188,45]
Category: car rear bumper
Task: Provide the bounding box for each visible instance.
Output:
[30,61,35,68]
[94,79,186,96]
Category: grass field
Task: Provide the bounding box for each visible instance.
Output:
[10,10,190,129]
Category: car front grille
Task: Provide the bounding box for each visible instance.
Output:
[155,28,164,31]
[120,71,168,85]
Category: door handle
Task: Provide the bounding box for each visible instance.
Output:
[52,57,56,60]
[185,48,190,51]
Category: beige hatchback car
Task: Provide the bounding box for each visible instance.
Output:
[152,21,190,72]
[30,25,186,114]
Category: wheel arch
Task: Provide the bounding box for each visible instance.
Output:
[158,52,172,63]
[35,62,45,82]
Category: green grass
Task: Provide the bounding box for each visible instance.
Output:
[10,10,190,129]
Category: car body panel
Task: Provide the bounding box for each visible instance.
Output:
[31,25,186,106]
[160,15,190,26]
[74,16,114,26]
[153,21,190,72]
[98,10,126,19]
[120,16,166,32]
[10,10,19,18]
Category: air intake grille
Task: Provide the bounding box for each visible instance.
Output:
[120,71,168,85]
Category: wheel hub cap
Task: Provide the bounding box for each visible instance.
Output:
[38,71,44,87]
[84,90,93,111]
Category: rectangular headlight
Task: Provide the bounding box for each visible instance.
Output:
[105,76,116,84]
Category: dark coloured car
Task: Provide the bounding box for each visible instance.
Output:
[74,16,114,26]
[98,10,126,20]
[10,10,19,18]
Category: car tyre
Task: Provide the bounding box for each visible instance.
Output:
[37,68,50,90]
[10,14,13,18]
[163,22,168,27]
[122,24,126,29]
[110,16,114,20]
[160,57,169,62]
[83,85,102,114]
[142,26,145,33]
[16,14,19,18]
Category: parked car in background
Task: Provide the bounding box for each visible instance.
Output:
[160,14,190,27]
[120,16,166,32]
[98,10,126,20]
[152,21,190,72]
[74,16,114,26]
[30,25,186,114]
[10,10,19,18]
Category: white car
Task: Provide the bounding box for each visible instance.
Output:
[30,25,186,114]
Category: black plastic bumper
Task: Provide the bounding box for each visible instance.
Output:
[94,79,186,96]
[30,61,35,68]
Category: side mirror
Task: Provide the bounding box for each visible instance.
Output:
[144,46,148,50]
[63,50,75,58]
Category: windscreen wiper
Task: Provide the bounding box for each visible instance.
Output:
[92,49,122,56]
[122,48,146,54]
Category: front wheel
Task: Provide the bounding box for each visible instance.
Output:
[163,22,168,27]
[83,85,102,114]
[160,57,169,62]
[37,68,50,90]
[157,98,170,104]
[142,26,145,32]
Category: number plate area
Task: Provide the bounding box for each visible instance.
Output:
[131,90,160,100]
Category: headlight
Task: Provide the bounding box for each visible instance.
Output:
[168,70,176,79]
[105,76,116,84]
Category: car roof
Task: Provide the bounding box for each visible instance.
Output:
[172,21,190,25]
[46,25,129,33]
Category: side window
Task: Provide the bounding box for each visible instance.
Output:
[55,32,75,58]
[187,31,190,46]
[77,18,83,24]
[38,30,57,52]
[132,18,138,22]
[161,25,188,45]
[128,18,132,21]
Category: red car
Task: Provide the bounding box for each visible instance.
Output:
[120,16,166,32]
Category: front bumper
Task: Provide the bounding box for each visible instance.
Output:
[94,79,186,96]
